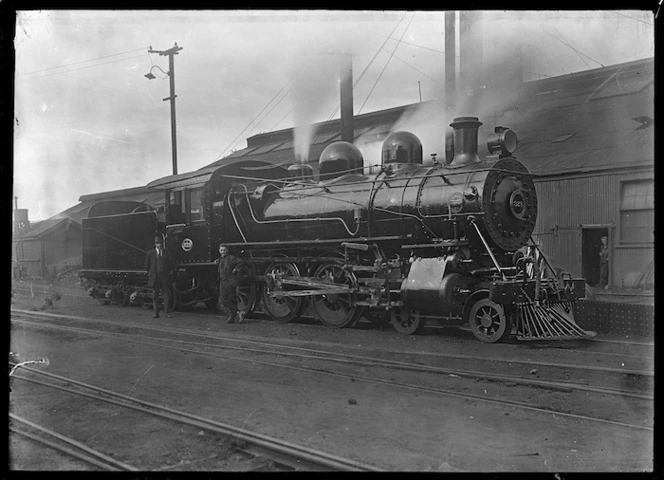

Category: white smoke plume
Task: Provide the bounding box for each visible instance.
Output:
[289,54,341,164]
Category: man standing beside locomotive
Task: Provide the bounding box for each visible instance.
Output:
[144,236,174,318]
[216,244,244,324]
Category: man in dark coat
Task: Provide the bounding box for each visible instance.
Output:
[144,236,173,318]
[216,244,244,324]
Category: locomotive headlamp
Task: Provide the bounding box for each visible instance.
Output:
[487,127,518,156]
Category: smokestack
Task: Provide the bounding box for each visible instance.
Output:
[444,11,456,114]
[339,53,354,143]
[449,116,482,167]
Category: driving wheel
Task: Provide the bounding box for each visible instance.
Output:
[261,262,304,323]
[312,262,361,328]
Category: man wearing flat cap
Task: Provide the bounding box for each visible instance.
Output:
[144,235,174,318]
[216,244,244,324]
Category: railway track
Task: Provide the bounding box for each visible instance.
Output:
[12,309,653,431]
[12,308,653,380]
[13,286,654,360]
[10,366,383,472]
[10,415,139,471]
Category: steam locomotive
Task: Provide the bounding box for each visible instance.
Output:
[81,116,592,343]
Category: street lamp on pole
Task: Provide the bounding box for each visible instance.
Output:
[146,43,183,175]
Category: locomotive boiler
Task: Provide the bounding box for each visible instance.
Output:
[81,115,593,343]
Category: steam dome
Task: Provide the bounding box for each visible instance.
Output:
[318,141,364,181]
[381,131,423,165]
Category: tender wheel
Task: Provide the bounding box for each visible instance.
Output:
[467,298,511,343]
[312,262,361,328]
[261,262,304,323]
[390,308,423,335]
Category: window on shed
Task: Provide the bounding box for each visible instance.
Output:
[620,180,654,243]
[189,188,205,222]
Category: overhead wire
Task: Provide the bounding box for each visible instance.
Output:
[611,11,654,26]
[226,85,292,154]
[16,53,149,81]
[16,46,150,77]
[215,81,293,160]
[358,13,415,114]
[360,31,444,55]
[379,48,441,84]
[327,13,408,121]
[546,29,604,69]
[270,14,409,130]
[222,14,413,145]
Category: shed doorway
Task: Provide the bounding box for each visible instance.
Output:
[581,227,609,287]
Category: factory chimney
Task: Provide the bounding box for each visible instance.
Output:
[339,53,354,143]
[459,11,484,98]
[13,196,29,234]
[444,11,456,114]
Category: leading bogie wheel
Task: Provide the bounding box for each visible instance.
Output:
[467,297,511,343]
[390,308,423,335]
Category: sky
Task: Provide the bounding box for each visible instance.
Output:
[13,10,654,222]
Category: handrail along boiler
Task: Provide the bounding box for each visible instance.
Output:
[81,116,592,343]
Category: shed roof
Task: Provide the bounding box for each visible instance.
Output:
[204,57,653,178]
[13,217,76,241]
[500,58,654,176]
[14,186,166,240]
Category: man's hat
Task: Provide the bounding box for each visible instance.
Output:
[154,236,163,244]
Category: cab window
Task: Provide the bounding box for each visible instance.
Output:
[168,190,185,224]
[212,199,224,225]
[189,188,205,222]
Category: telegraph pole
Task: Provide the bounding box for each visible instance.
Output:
[148,43,183,175]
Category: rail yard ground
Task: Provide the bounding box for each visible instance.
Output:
[9,278,654,472]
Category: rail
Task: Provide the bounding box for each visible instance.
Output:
[12,367,383,472]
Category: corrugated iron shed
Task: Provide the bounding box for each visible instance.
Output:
[204,57,653,179]
[494,58,653,176]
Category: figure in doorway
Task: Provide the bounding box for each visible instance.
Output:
[598,235,609,290]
